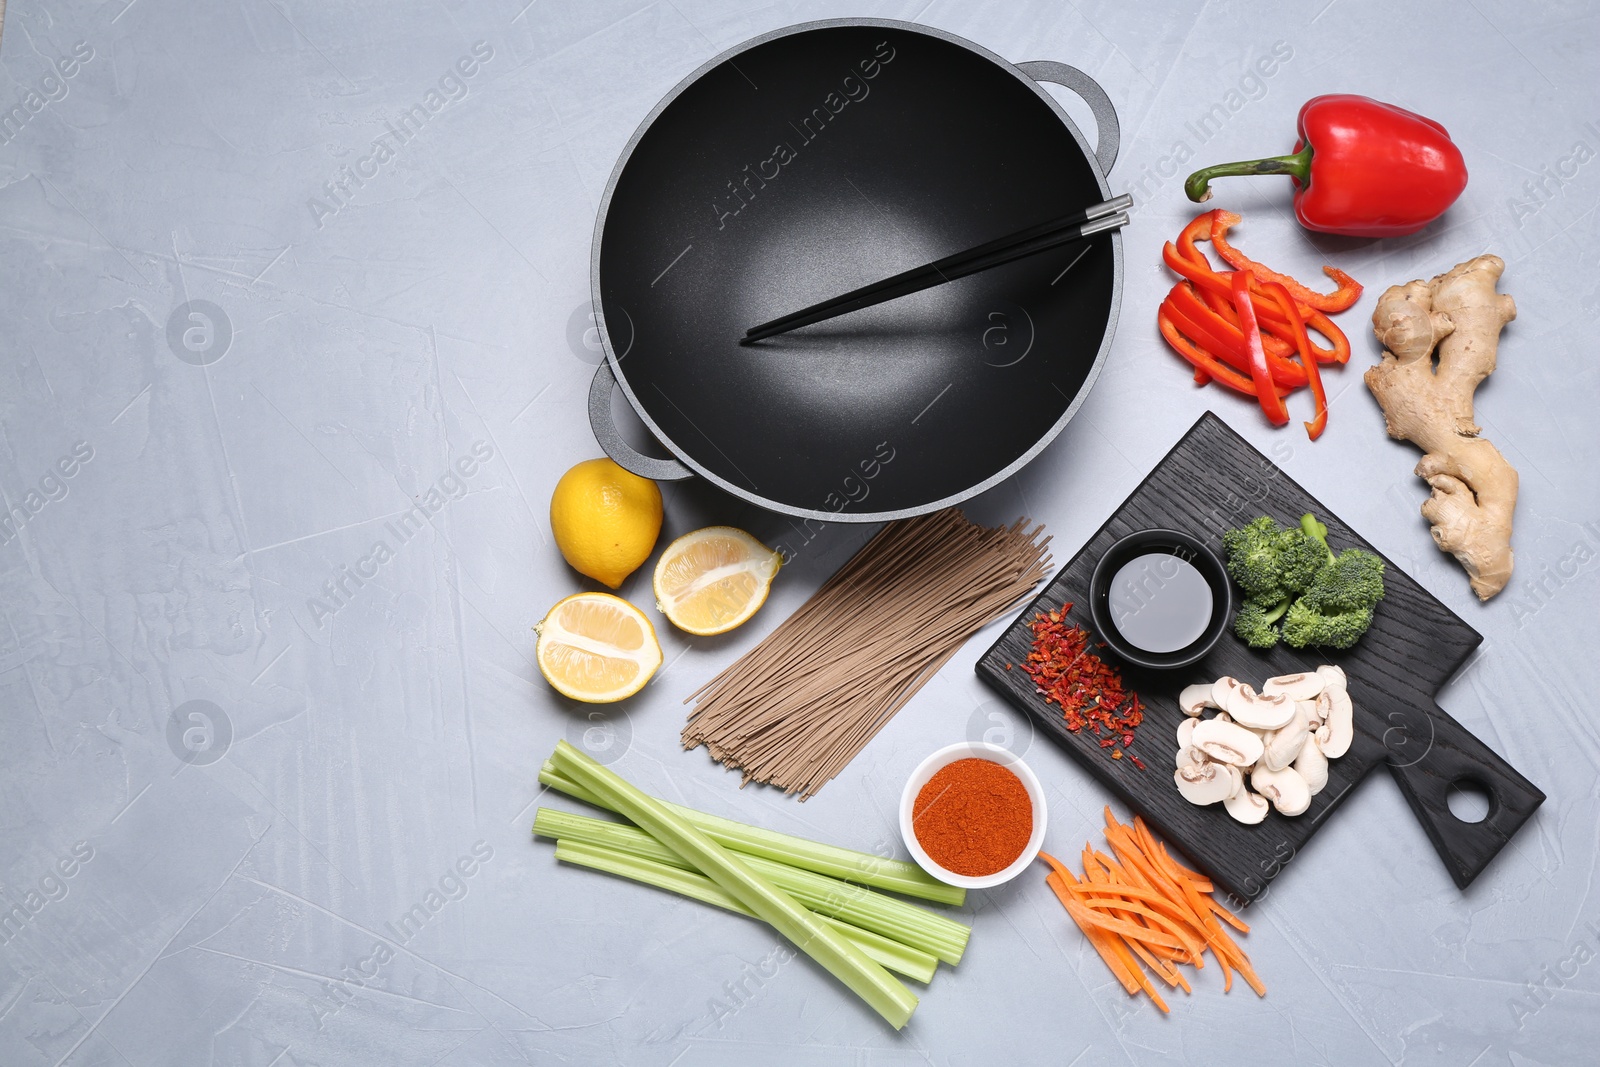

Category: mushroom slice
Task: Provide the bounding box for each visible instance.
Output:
[1294,737,1329,795]
[1224,789,1270,825]
[1191,718,1265,768]
[1263,672,1326,702]
[1307,693,1329,728]
[1260,701,1312,773]
[1176,744,1207,770]
[1175,761,1237,805]
[1318,685,1354,758]
[1225,683,1296,731]
[1316,663,1347,691]
[1179,683,1217,717]
[1211,676,1241,711]
[1176,717,1198,750]
[1251,765,1312,816]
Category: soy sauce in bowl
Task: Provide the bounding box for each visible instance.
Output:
[1089,529,1231,670]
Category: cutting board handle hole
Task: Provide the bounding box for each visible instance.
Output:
[1446,778,1494,824]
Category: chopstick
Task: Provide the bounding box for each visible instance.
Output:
[740,193,1133,345]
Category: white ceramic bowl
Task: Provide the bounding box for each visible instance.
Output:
[898,741,1047,890]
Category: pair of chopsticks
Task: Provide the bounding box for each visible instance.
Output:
[741,193,1133,344]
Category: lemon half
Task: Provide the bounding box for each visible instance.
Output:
[536,593,662,703]
[653,527,781,636]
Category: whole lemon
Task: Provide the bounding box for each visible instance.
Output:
[550,458,663,589]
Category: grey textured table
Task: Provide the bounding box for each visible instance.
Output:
[1,2,1596,1065]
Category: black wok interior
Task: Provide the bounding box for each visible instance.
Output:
[598,24,1114,516]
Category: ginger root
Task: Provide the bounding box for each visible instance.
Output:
[1366,255,1518,600]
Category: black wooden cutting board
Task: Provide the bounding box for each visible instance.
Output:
[976,413,1544,903]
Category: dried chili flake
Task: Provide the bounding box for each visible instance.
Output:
[1022,602,1146,768]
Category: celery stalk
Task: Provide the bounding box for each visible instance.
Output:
[548,741,918,1029]
[535,807,968,965]
[537,762,964,906]
[552,839,938,983]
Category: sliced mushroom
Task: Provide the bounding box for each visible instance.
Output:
[1307,692,1330,728]
[1176,716,1197,750]
[1314,722,1331,748]
[1260,701,1312,772]
[1223,762,1245,799]
[1225,683,1296,731]
[1251,765,1312,816]
[1179,683,1217,717]
[1191,718,1265,768]
[1263,672,1326,702]
[1175,761,1237,805]
[1224,789,1270,825]
[1211,676,1241,711]
[1176,744,1206,770]
[1294,736,1329,794]
[1316,663,1347,691]
[1318,685,1354,758]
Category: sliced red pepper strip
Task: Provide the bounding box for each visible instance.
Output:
[1300,306,1350,364]
[1175,209,1221,268]
[1162,243,1296,333]
[1209,211,1363,312]
[1261,279,1329,440]
[1230,271,1289,426]
[1163,286,1249,363]
[1156,305,1268,398]
[1162,241,1240,303]
[1167,221,1347,364]
[1166,283,1307,387]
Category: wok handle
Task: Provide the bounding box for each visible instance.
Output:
[1016,62,1120,175]
[1382,699,1545,889]
[588,363,694,481]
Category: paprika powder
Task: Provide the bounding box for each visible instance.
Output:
[912,758,1033,877]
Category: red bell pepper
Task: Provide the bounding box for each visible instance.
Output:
[1260,280,1328,441]
[1183,95,1468,238]
[1230,271,1289,426]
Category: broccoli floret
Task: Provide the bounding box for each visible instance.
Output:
[1275,527,1327,596]
[1223,514,1327,604]
[1298,547,1386,614]
[1280,546,1385,648]
[1233,598,1288,648]
[1221,516,1290,600]
[1222,512,1386,650]
[1281,599,1375,650]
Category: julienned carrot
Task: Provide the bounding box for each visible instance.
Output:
[1126,937,1182,987]
[1050,862,1177,1007]
[1075,896,1206,959]
[1132,816,1197,879]
[1040,813,1265,1013]
[1044,867,1139,995]
[1111,815,1267,999]
[1064,897,1186,951]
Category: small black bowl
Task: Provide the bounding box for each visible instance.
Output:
[1088,528,1232,670]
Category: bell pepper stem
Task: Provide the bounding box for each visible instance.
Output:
[1184,145,1314,203]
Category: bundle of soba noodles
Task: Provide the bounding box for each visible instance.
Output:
[682,509,1051,799]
